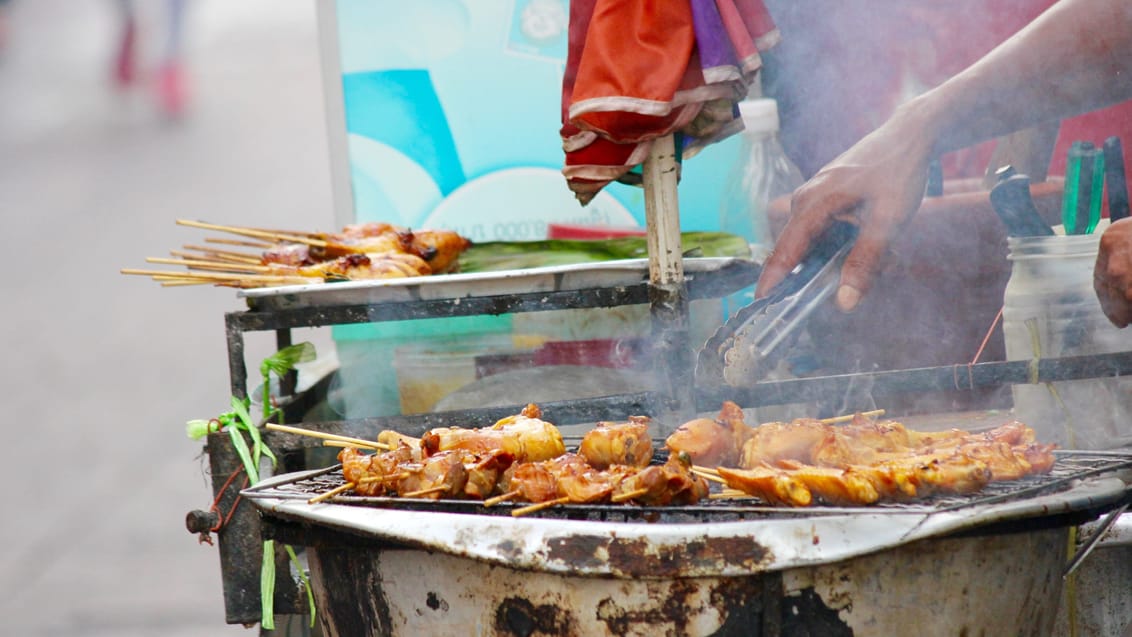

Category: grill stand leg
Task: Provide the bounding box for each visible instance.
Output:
[210,316,305,625]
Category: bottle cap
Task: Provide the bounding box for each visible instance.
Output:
[738,98,780,135]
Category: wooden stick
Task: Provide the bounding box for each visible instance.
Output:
[691,468,729,485]
[160,279,215,287]
[401,485,449,498]
[266,423,391,450]
[180,245,264,263]
[611,488,649,503]
[170,249,250,265]
[146,257,272,273]
[204,237,276,249]
[357,472,411,484]
[820,409,885,425]
[691,465,720,476]
[121,268,305,283]
[511,496,571,517]
[709,489,754,500]
[322,439,384,451]
[308,482,356,504]
[483,490,520,507]
[177,219,329,247]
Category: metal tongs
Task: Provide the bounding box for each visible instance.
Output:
[696,221,857,387]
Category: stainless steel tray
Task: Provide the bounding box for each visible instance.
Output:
[238,256,752,312]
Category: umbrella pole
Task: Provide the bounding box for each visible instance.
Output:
[643,133,694,429]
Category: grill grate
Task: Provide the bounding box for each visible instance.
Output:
[245,449,1132,523]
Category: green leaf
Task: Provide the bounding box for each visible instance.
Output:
[285,544,317,627]
[458,232,751,273]
[231,396,277,469]
[260,342,317,379]
[226,424,259,484]
[261,539,276,630]
[185,419,218,440]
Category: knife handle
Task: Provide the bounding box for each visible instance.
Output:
[990,169,1055,237]
[1105,136,1130,223]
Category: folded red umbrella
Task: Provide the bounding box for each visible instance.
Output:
[561,0,780,204]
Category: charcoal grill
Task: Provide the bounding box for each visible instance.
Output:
[241,450,1132,636]
[190,249,1132,635]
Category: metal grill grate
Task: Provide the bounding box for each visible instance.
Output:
[243,449,1132,523]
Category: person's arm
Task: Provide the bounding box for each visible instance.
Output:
[756,0,1132,312]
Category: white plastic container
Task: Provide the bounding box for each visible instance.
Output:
[1002,229,1132,449]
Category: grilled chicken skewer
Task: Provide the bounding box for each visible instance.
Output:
[578,416,654,469]
[421,404,566,463]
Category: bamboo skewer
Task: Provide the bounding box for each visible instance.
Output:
[611,487,649,503]
[179,245,264,263]
[265,423,391,451]
[322,439,385,451]
[204,237,276,249]
[819,409,885,425]
[121,268,312,285]
[177,219,329,248]
[309,482,356,504]
[483,490,520,507]
[357,472,411,485]
[401,485,449,498]
[146,257,273,273]
[170,249,258,265]
[691,468,728,485]
[512,496,571,517]
[709,489,754,500]
[160,279,215,287]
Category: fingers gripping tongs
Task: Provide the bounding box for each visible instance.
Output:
[696,221,858,387]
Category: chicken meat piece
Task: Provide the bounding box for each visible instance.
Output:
[500,461,560,504]
[665,401,752,468]
[773,460,881,506]
[716,464,813,507]
[376,430,423,461]
[396,451,468,499]
[462,449,515,499]
[408,229,472,274]
[338,444,415,496]
[740,418,831,467]
[579,415,654,469]
[423,404,565,462]
[613,452,710,506]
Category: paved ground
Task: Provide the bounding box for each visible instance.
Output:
[0,1,336,634]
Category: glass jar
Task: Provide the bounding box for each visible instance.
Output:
[1002,230,1132,449]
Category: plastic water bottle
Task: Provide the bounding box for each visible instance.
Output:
[719,98,804,316]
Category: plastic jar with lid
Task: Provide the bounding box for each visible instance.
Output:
[1002,229,1132,449]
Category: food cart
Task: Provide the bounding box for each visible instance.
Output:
[165,2,1132,635]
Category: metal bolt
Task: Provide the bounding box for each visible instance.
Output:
[186,509,220,534]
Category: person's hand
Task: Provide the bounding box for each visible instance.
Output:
[755,107,936,312]
[1094,218,1132,328]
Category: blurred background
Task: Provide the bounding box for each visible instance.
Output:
[0,1,335,634]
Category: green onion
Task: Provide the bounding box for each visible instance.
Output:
[260,539,276,630]
[285,545,317,627]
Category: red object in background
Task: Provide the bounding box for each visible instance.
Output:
[546,223,647,239]
[765,0,1132,201]
[533,339,645,369]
